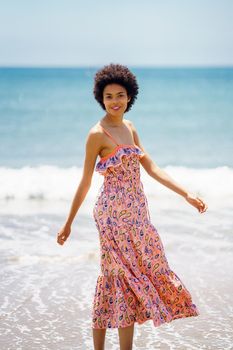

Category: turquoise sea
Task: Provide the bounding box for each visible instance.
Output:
[0,67,232,168]
[0,67,233,350]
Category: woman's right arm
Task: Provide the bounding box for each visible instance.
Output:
[57,128,101,245]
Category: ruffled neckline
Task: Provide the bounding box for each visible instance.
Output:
[95,144,144,175]
[99,144,141,161]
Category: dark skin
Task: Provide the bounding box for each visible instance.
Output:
[57,83,208,350]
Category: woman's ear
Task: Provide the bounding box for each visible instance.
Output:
[128,96,131,102]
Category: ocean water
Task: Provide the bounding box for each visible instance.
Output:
[0,67,232,168]
[0,67,233,350]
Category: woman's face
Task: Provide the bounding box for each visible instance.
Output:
[103,83,130,116]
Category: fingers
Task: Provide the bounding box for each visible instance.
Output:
[196,197,208,213]
[201,204,208,213]
[57,233,67,245]
[57,238,64,245]
[185,195,208,213]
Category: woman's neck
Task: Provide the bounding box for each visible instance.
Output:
[102,114,124,127]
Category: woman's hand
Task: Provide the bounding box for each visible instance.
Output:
[184,193,208,213]
[57,225,71,245]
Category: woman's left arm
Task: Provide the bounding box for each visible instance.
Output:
[128,120,208,213]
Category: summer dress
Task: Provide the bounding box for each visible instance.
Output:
[92,125,199,329]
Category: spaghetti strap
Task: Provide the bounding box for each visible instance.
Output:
[100,125,119,146]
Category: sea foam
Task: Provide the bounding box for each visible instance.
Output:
[1,165,232,201]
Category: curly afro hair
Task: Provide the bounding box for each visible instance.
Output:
[93,63,139,112]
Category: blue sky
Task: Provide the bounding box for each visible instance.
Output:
[0,0,232,67]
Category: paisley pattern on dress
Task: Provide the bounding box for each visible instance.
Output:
[92,144,199,329]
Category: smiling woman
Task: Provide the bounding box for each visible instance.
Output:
[93,63,139,112]
[103,84,130,116]
[56,63,207,350]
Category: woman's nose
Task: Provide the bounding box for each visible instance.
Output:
[112,96,119,103]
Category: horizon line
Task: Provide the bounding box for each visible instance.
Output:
[0,64,233,69]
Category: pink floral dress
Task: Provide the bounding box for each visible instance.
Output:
[92,125,199,329]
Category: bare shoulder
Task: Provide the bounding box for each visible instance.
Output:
[124,118,137,132]
[124,119,138,135]
[80,123,104,179]
[85,122,103,154]
[88,122,102,138]
[124,119,145,152]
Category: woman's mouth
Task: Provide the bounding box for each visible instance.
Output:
[112,106,120,111]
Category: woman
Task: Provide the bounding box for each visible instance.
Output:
[57,63,208,350]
